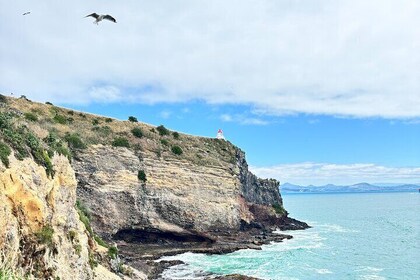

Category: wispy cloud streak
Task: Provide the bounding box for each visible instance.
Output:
[220,113,268,125]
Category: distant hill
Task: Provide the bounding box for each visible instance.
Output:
[281,182,420,194]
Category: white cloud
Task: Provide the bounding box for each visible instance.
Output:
[250,162,420,185]
[308,119,320,124]
[220,113,268,125]
[88,86,122,103]
[159,110,171,119]
[182,107,190,113]
[1,0,419,118]
[220,114,233,122]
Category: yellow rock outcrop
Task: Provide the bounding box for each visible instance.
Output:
[0,153,127,279]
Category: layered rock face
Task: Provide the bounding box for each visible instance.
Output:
[0,154,121,280]
[75,145,246,238]
[236,149,282,206]
[74,143,300,245]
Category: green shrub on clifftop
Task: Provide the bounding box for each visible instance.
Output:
[45,133,72,160]
[131,127,143,138]
[0,114,57,176]
[156,125,170,136]
[137,170,146,182]
[53,114,67,125]
[128,116,138,122]
[91,126,112,137]
[171,145,183,155]
[0,116,29,160]
[112,137,130,148]
[24,112,38,122]
[65,133,86,150]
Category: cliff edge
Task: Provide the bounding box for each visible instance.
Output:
[0,95,308,279]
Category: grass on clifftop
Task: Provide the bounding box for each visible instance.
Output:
[0,95,238,168]
[0,112,69,177]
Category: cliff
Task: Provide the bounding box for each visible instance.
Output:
[0,153,134,279]
[0,95,308,279]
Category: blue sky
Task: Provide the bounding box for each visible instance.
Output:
[67,101,420,185]
[1,0,419,185]
[69,101,420,167]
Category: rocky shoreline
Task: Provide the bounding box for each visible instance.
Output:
[115,219,309,279]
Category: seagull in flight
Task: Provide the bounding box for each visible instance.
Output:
[85,13,117,24]
[22,12,31,16]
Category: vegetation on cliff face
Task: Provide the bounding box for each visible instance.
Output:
[0,265,24,280]
[75,200,119,264]
[35,225,55,249]
[137,170,147,182]
[0,140,11,167]
[131,127,143,138]
[272,203,286,216]
[0,110,70,177]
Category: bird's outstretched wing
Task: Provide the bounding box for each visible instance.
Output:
[103,15,117,23]
[22,12,31,16]
[85,13,99,19]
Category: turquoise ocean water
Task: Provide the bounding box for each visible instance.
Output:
[161,192,419,279]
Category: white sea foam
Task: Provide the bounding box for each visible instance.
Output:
[358,275,386,280]
[355,266,385,280]
[264,233,325,251]
[309,223,360,233]
[356,266,384,272]
[160,252,202,261]
[159,264,209,280]
[315,268,333,274]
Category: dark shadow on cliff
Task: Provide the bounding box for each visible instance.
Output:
[114,228,215,244]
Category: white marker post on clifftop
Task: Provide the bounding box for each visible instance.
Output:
[216,129,225,140]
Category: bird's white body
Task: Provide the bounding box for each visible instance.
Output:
[93,14,105,24]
